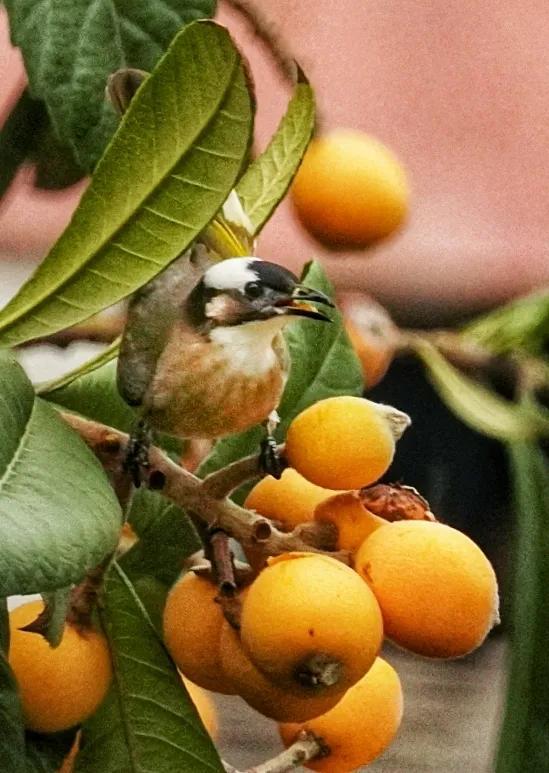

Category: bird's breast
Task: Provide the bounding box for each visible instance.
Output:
[146,326,288,438]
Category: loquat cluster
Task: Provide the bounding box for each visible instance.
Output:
[6,395,499,773]
[161,394,500,771]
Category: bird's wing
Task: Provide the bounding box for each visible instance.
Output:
[117,191,254,407]
[116,246,210,406]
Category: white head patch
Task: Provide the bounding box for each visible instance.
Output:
[203,257,260,292]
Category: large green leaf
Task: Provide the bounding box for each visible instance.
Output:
[411,338,549,442]
[495,442,549,773]
[0,351,122,596]
[0,22,253,348]
[0,647,25,773]
[75,563,222,773]
[198,260,364,478]
[122,487,201,586]
[44,359,136,434]
[4,0,216,171]
[236,77,315,234]
[41,356,182,456]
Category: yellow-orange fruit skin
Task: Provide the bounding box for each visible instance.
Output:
[354,521,500,658]
[163,573,236,694]
[285,396,399,490]
[245,468,337,531]
[9,602,112,733]
[219,621,345,722]
[181,677,219,739]
[291,129,409,249]
[240,553,383,696]
[279,657,403,772]
[314,491,385,552]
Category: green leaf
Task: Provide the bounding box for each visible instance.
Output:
[122,488,201,586]
[236,77,315,234]
[198,260,364,479]
[0,90,47,201]
[463,290,549,357]
[5,0,216,171]
[0,647,26,773]
[41,355,182,455]
[0,21,254,347]
[44,359,136,433]
[496,442,549,773]
[39,588,72,648]
[411,337,549,442]
[76,563,222,773]
[0,351,122,596]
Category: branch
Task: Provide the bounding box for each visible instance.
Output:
[61,414,348,566]
[201,445,285,499]
[398,330,549,395]
[224,731,327,773]
[222,0,297,84]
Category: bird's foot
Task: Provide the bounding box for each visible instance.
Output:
[259,435,285,480]
[124,419,152,487]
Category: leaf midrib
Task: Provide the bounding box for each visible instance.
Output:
[0,34,240,329]
[0,397,37,497]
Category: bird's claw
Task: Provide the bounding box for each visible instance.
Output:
[259,436,285,480]
[124,419,152,487]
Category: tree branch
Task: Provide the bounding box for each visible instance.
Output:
[224,731,327,773]
[61,413,348,566]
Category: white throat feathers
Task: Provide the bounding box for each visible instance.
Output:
[208,316,289,377]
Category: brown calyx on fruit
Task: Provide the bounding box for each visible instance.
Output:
[360,483,436,522]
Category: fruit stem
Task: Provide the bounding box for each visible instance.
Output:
[224,730,327,773]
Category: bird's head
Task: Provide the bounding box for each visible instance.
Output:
[186,258,334,332]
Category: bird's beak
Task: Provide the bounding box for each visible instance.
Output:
[276,285,335,321]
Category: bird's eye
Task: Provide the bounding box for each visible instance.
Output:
[245,281,263,298]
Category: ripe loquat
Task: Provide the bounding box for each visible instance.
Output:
[354,521,500,658]
[285,396,410,490]
[163,572,236,694]
[219,620,345,722]
[314,490,385,552]
[291,129,409,249]
[244,468,337,531]
[279,656,403,772]
[339,292,399,388]
[9,601,112,733]
[240,552,383,696]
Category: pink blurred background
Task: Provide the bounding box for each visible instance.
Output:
[1,0,548,323]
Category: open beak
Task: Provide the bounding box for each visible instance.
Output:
[276,285,335,321]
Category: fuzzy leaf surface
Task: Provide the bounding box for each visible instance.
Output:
[4,0,216,170]
[198,260,363,478]
[496,442,549,773]
[0,352,122,596]
[0,22,253,347]
[75,563,222,773]
[236,79,315,234]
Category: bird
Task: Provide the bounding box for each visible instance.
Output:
[117,252,333,480]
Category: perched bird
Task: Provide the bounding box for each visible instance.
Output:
[117,253,333,477]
